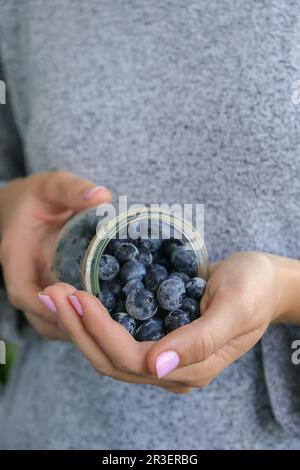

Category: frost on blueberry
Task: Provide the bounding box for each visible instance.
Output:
[114,242,139,264]
[98,289,116,314]
[181,297,200,321]
[165,309,191,333]
[144,264,168,292]
[157,277,186,311]
[105,238,127,255]
[119,260,147,283]
[135,317,165,341]
[122,279,144,296]
[112,312,136,336]
[126,288,158,320]
[138,238,162,253]
[138,248,153,266]
[168,271,190,283]
[170,246,198,277]
[98,254,120,281]
[186,277,206,300]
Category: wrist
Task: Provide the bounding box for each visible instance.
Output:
[269,254,300,325]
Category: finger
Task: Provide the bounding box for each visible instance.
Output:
[208,261,221,276]
[165,385,192,394]
[42,283,181,388]
[25,311,69,341]
[43,283,127,374]
[69,291,153,376]
[2,234,60,324]
[147,293,242,378]
[161,329,262,387]
[37,171,112,211]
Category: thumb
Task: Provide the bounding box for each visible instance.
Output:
[147,294,240,378]
[37,171,112,212]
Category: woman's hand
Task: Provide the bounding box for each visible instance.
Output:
[146,252,300,386]
[0,171,112,340]
[39,282,191,394]
[38,251,300,394]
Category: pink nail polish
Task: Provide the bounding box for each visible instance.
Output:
[83,186,107,201]
[38,293,57,314]
[67,295,83,316]
[156,351,179,378]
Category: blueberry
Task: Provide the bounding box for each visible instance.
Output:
[139,238,162,253]
[165,309,191,333]
[151,251,161,264]
[98,255,120,281]
[112,312,136,336]
[138,249,153,266]
[168,271,190,284]
[157,278,186,311]
[135,317,165,341]
[101,280,123,299]
[57,257,83,290]
[98,289,116,314]
[126,288,158,320]
[114,300,127,314]
[181,297,200,321]
[105,238,127,255]
[162,239,183,259]
[186,277,206,299]
[114,242,139,264]
[158,258,172,272]
[119,260,147,283]
[170,246,198,277]
[156,307,169,320]
[122,279,144,296]
[144,264,168,292]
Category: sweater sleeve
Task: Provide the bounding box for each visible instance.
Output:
[0,56,28,344]
[261,324,300,437]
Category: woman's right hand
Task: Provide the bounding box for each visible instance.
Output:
[40,282,190,393]
[0,171,112,340]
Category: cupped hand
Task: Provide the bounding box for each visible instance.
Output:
[146,252,287,387]
[0,171,111,340]
[39,252,285,394]
[39,282,190,393]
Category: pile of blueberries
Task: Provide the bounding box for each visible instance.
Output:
[97,234,206,341]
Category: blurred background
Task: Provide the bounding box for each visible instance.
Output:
[0,342,18,389]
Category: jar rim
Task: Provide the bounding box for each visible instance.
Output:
[82,208,208,295]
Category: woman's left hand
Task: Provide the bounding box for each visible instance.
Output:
[147,252,299,386]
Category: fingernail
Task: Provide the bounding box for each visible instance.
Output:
[156,351,180,378]
[38,293,57,314]
[83,186,107,201]
[67,295,83,316]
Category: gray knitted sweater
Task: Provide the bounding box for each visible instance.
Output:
[0,0,300,450]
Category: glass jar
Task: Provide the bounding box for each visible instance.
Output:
[51,205,208,295]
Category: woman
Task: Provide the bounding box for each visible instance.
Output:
[0,1,300,449]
